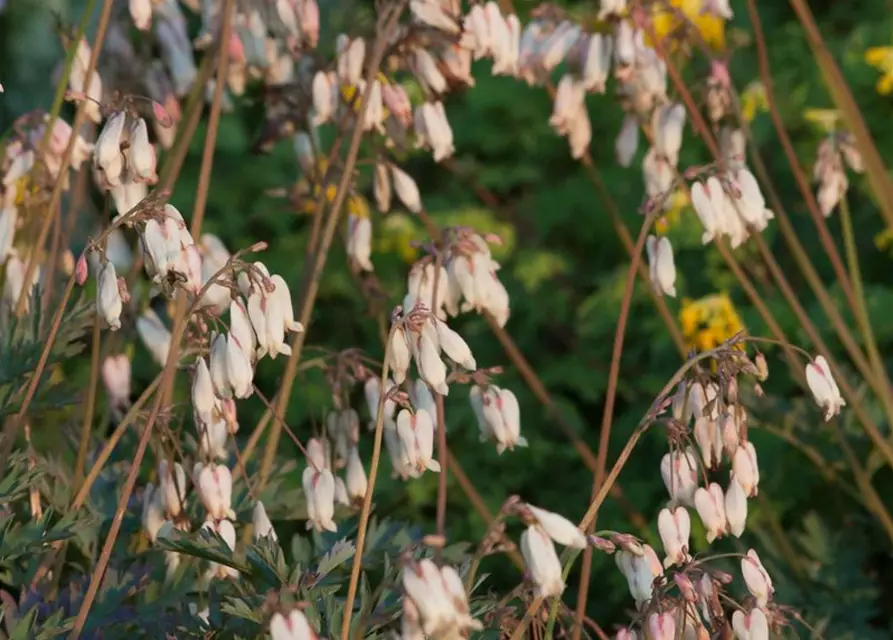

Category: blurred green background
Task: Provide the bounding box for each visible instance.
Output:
[3,0,893,636]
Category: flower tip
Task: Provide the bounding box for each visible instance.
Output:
[152,101,174,128]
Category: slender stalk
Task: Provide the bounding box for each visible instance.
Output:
[71,375,163,510]
[743,0,859,314]
[838,195,886,414]
[72,316,102,493]
[787,0,893,232]
[340,331,394,640]
[571,210,657,640]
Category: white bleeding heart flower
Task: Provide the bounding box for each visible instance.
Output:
[193,462,235,520]
[805,355,845,421]
[302,466,337,532]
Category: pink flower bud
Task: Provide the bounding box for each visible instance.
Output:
[75,252,89,285]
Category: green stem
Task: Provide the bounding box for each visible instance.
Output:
[839,195,888,414]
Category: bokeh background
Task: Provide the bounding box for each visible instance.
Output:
[2,0,893,636]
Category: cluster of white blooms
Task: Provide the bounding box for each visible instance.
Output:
[517,503,587,597]
[93,110,157,217]
[441,231,511,326]
[812,131,864,217]
[469,384,527,454]
[269,608,320,640]
[659,378,761,545]
[690,167,775,249]
[401,558,482,638]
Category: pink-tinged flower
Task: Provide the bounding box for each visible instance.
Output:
[347,214,373,272]
[253,501,278,542]
[550,75,586,136]
[193,462,235,520]
[647,611,675,640]
[101,354,131,412]
[157,459,188,517]
[270,609,317,640]
[95,112,126,186]
[129,0,152,31]
[97,262,122,330]
[733,440,760,497]
[229,299,257,363]
[470,385,528,454]
[694,416,722,469]
[741,549,774,607]
[646,235,677,298]
[725,476,748,538]
[660,448,699,506]
[69,39,103,123]
[136,310,171,366]
[336,35,365,85]
[615,544,663,608]
[731,608,769,640]
[401,598,424,640]
[440,565,483,631]
[410,48,447,96]
[128,118,157,183]
[410,0,460,33]
[525,504,587,548]
[411,327,449,395]
[387,325,412,384]
[382,83,413,127]
[209,332,231,397]
[402,559,456,635]
[657,506,691,567]
[614,628,638,640]
[694,483,728,543]
[642,148,673,205]
[198,413,229,460]
[298,0,320,48]
[615,116,639,168]
[141,484,166,542]
[192,357,216,426]
[226,332,254,399]
[433,318,475,369]
[396,408,440,476]
[441,44,475,86]
[311,71,335,125]
[652,102,686,168]
[302,466,337,532]
[365,376,398,430]
[581,33,612,93]
[201,518,239,579]
[414,101,455,163]
[805,355,845,421]
[721,412,740,457]
[598,0,628,20]
[567,105,592,160]
[521,524,565,598]
[345,446,367,502]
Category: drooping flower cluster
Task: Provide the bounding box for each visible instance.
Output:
[812,130,864,217]
[690,167,775,249]
[401,558,482,638]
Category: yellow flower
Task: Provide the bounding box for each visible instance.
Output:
[865,46,893,95]
[679,293,745,354]
[374,213,420,263]
[875,228,893,255]
[648,0,726,51]
[740,81,768,123]
[340,73,391,117]
[655,189,689,233]
[802,108,841,132]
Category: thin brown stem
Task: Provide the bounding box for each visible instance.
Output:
[744,0,858,314]
[573,210,657,640]
[341,330,395,640]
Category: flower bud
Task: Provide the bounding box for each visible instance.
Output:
[97,262,123,330]
[253,500,278,542]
